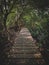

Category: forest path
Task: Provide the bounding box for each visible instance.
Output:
[7,27,46,65]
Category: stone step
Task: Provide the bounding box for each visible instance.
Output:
[7,53,42,58]
[8,28,39,58]
[11,46,39,48]
[4,58,45,64]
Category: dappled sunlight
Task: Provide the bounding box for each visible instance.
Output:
[33,53,42,58]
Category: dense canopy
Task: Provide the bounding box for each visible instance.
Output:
[0,0,49,65]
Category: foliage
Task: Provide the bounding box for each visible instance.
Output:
[22,7,48,47]
[0,0,49,64]
[6,7,17,28]
[29,0,49,10]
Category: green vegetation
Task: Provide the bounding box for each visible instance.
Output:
[0,0,49,64]
[22,8,48,47]
[6,7,17,28]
